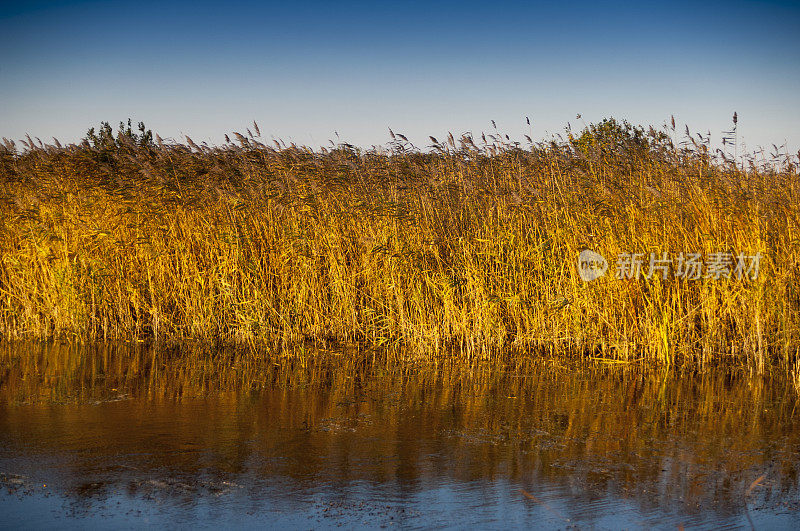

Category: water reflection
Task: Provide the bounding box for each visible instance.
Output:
[1,343,799,528]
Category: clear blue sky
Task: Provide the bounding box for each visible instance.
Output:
[1,0,798,155]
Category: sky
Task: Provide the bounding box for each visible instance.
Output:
[1,0,799,156]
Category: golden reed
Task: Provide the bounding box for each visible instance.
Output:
[1,118,798,368]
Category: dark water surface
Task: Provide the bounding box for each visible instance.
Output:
[1,344,799,529]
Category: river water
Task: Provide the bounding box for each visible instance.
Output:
[1,343,798,528]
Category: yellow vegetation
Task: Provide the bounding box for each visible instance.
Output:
[0,119,798,367]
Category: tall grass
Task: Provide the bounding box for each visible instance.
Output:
[0,118,798,368]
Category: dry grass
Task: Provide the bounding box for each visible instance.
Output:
[0,118,798,368]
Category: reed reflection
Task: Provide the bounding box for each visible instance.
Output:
[1,343,798,527]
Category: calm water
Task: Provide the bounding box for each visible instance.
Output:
[1,343,799,529]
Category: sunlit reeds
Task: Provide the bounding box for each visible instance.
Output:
[0,118,798,368]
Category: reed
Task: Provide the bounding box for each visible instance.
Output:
[0,118,798,368]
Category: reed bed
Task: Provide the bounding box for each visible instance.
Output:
[0,118,798,368]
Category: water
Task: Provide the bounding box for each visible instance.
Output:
[1,343,799,528]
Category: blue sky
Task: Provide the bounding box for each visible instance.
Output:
[1,0,798,155]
